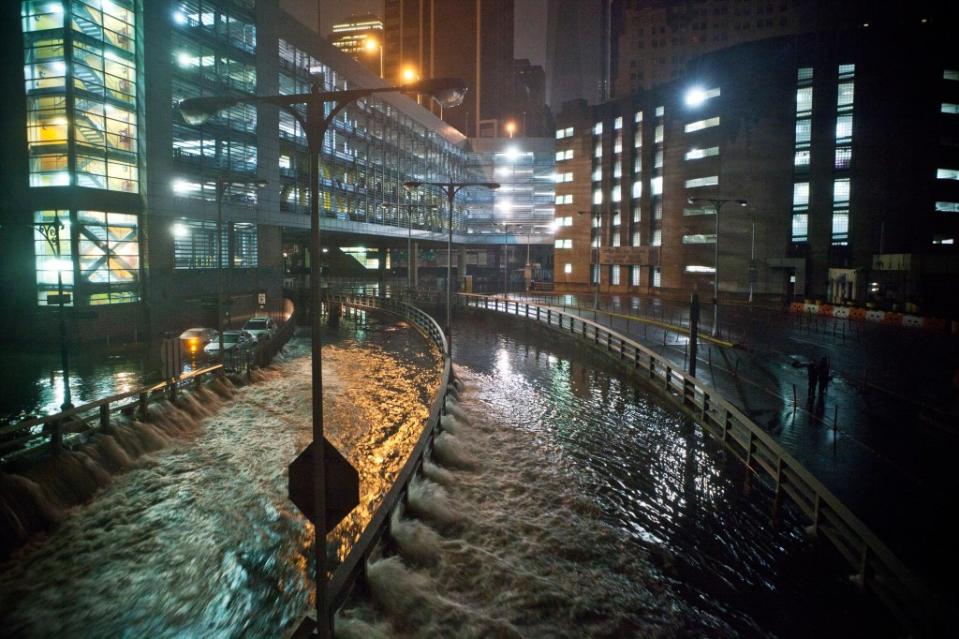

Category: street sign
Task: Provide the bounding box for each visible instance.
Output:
[288,439,359,533]
[160,337,183,380]
[257,293,266,305]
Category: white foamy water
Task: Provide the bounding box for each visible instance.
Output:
[0,312,439,638]
[337,317,892,638]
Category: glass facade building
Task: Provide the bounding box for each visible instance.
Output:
[21,0,141,308]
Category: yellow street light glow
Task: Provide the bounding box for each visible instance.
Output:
[364,38,380,52]
[402,67,418,83]
[505,120,517,137]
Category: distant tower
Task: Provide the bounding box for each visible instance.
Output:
[328,13,385,76]
[383,0,515,136]
[546,0,605,108]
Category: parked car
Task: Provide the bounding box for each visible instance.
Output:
[242,316,276,342]
[179,327,219,356]
[203,330,255,355]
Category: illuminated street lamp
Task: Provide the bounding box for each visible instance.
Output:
[364,37,384,78]
[403,180,500,349]
[687,196,747,336]
[505,120,517,138]
[179,75,466,639]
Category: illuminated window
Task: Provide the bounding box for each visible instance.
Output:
[173,218,228,269]
[555,193,573,205]
[792,213,808,242]
[554,238,572,249]
[837,81,854,109]
[685,175,719,188]
[611,265,621,285]
[614,116,623,130]
[835,147,852,169]
[685,117,719,133]
[34,209,140,306]
[564,263,572,274]
[793,182,810,208]
[796,87,813,113]
[937,168,959,180]
[838,63,855,79]
[21,0,139,192]
[795,149,810,167]
[592,189,603,205]
[34,210,73,306]
[833,178,850,203]
[632,181,642,198]
[941,103,959,114]
[831,210,849,245]
[945,70,959,81]
[652,229,662,246]
[233,223,258,267]
[631,266,641,286]
[593,122,603,135]
[651,176,663,195]
[634,111,643,123]
[682,234,717,244]
[935,201,959,212]
[685,265,716,273]
[797,67,813,83]
[686,146,719,160]
[836,114,853,140]
[654,124,664,143]
[795,118,811,145]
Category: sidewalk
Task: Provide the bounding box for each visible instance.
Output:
[502,292,959,593]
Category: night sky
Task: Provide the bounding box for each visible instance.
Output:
[283,0,547,67]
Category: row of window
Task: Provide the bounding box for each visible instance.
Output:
[172,219,259,270]
[33,208,140,306]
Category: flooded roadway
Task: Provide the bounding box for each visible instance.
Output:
[1,308,892,638]
[0,312,439,637]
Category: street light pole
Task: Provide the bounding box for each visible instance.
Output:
[403,180,500,350]
[216,177,267,355]
[35,216,73,413]
[180,76,467,639]
[687,196,747,337]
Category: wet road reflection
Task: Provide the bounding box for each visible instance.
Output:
[0,311,439,638]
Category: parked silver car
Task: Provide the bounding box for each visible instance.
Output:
[203,330,255,355]
[242,316,276,342]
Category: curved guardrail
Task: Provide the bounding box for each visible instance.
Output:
[0,307,299,465]
[321,294,452,625]
[456,292,936,637]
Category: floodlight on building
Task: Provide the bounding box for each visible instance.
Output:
[503,145,521,162]
[684,86,708,108]
[171,223,189,238]
[173,10,187,24]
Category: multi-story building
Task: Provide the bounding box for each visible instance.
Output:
[545,0,606,109]
[382,0,515,137]
[554,24,959,314]
[612,0,951,97]
[328,13,384,76]
[0,0,488,343]
[466,137,557,290]
[512,59,552,138]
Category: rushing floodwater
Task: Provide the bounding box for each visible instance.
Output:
[0,312,439,638]
[1,309,892,638]
[339,313,892,638]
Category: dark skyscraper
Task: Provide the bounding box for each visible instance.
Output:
[545,0,605,109]
[383,0,515,137]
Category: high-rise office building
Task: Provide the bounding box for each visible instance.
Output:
[383,0,515,137]
[545,0,606,109]
[328,13,384,76]
[553,24,959,313]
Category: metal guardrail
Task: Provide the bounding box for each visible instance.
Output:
[456,292,937,637]
[320,294,452,625]
[0,364,224,464]
[0,307,299,465]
